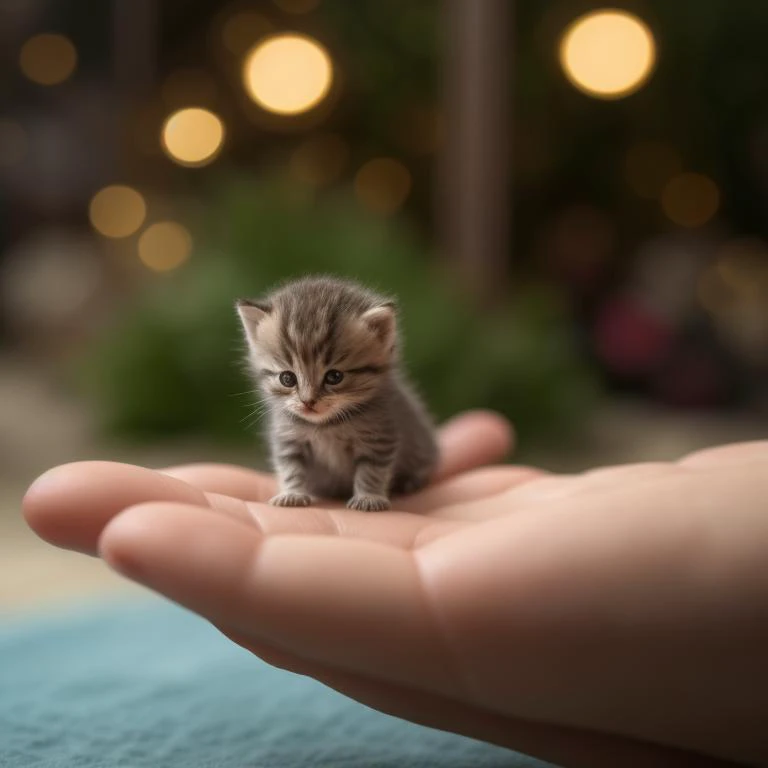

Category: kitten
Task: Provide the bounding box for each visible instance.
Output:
[236,276,438,511]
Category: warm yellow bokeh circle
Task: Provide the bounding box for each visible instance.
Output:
[89,186,147,239]
[243,34,333,115]
[161,108,225,167]
[560,10,656,99]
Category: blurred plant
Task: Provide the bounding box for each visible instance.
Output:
[78,175,598,457]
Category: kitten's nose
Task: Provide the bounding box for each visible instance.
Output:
[301,398,317,409]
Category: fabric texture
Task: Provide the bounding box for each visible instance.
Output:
[0,598,555,767]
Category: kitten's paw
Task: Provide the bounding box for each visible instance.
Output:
[347,494,391,512]
[270,492,313,507]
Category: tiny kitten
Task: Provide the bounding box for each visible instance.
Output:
[236,276,438,511]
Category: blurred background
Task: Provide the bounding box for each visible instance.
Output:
[2,0,767,610]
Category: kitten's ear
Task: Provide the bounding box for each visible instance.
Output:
[361,301,397,346]
[236,298,272,344]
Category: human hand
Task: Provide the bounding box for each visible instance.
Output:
[24,415,767,768]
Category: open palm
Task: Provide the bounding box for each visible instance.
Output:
[24,411,768,768]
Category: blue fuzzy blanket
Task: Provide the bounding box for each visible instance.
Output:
[0,598,554,767]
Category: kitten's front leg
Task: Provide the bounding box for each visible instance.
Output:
[270,440,314,507]
[348,455,394,512]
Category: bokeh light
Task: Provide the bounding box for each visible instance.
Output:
[289,134,348,186]
[560,10,656,99]
[138,222,192,272]
[661,173,720,228]
[354,158,411,216]
[161,107,225,167]
[243,34,333,115]
[0,120,28,167]
[272,0,320,14]
[89,185,147,239]
[19,33,77,86]
[625,142,682,199]
[221,11,272,56]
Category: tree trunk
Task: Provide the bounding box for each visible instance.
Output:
[439,0,512,306]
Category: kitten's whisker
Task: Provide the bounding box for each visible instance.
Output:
[240,401,269,425]
[244,412,270,429]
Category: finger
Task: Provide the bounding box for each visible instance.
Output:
[433,410,513,480]
[23,459,465,556]
[21,454,542,558]
[23,461,210,555]
[161,409,513,497]
[160,463,277,502]
[224,631,722,768]
[99,501,461,699]
[679,440,768,468]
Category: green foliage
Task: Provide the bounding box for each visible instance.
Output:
[78,175,598,456]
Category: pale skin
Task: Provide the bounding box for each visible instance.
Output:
[22,411,768,768]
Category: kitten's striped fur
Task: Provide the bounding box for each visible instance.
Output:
[236,276,438,511]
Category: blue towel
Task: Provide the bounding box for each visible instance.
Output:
[0,598,555,767]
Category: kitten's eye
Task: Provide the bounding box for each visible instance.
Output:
[324,369,344,385]
[279,371,297,388]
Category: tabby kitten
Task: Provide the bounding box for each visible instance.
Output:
[236,276,438,511]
